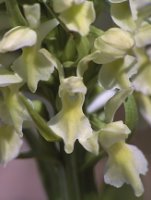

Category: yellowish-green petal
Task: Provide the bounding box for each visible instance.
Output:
[12,48,55,92]
[101,28,134,51]
[111,2,136,31]
[135,23,151,47]
[99,59,132,89]
[0,125,22,165]
[105,142,148,197]
[0,26,37,53]
[92,28,134,64]
[59,1,95,36]
[133,49,151,95]
[135,93,151,125]
[49,76,98,154]
[23,3,41,29]
[99,121,131,149]
[0,87,27,135]
[53,0,73,12]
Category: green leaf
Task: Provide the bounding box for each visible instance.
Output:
[124,94,138,131]
[19,94,60,141]
[62,35,76,61]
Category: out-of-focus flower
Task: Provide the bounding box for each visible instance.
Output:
[77,28,134,80]
[110,0,151,44]
[135,92,151,126]
[132,48,151,95]
[0,125,22,165]
[92,28,134,64]
[53,0,95,36]
[99,121,148,197]
[0,73,25,165]
[0,3,59,92]
[0,86,27,136]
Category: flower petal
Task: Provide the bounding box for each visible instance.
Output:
[53,0,73,12]
[110,2,136,31]
[12,48,55,92]
[99,59,132,90]
[128,144,148,175]
[92,28,134,64]
[23,3,41,29]
[0,125,22,165]
[0,67,22,86]
[59,1,95,36]
[99,121,131,149]
[133,49,151,95]
[49,77,97,153]
[135,93,151,125]
[81,132,99,155]
[100,28,134,51]
[105,142,148,197]
[0,26,37,53]
[135,23,151,47]
[0,87,27,135]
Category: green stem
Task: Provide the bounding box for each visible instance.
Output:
[63,151,81,200]
[24,130,69,200]
[5,0,27,26]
